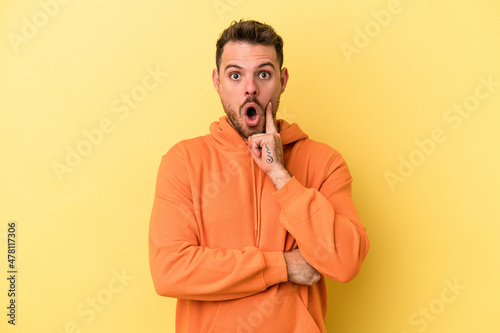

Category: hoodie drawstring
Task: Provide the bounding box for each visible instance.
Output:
[250,154,263,247]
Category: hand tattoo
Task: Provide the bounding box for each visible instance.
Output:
[264,144,274,164]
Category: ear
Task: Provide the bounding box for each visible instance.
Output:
[212,68,220,93]
[280,67,289,93]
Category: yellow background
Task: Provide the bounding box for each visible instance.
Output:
[1,0,499,332]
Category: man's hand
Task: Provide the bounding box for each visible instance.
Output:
[248,102,292,190]
[283,248,321,286]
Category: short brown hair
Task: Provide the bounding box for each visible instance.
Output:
[215,19,284,72]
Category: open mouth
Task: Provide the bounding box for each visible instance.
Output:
[243,105,260,127]
[246,107,257,120]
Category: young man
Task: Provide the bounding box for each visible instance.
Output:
[149,20,369,332]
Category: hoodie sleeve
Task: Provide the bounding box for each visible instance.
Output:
[148,145,288,301]
[273,150,369,283]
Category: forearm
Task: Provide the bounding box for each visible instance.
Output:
[149,235,287,301]
[274,177,369,283]
[267,167,292,191]
[283,248,321,286]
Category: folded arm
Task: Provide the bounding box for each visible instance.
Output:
[148,149,288,301]
[273,154,370,283]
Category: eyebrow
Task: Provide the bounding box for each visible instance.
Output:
[257,62,275,70]
[224,62,276,72]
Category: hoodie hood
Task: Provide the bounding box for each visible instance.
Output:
[208,116,309,152]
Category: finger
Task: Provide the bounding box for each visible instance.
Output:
[249,136,262,158]
[247,135,252,151]
[252,142,262,158]
[265,101,277,134]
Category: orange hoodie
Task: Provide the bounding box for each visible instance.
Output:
[149,116,369,332]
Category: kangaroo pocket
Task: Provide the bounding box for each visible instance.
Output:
[206,283,322,333]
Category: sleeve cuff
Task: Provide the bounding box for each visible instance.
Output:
[272,176,309,214]
[261,251,288,287]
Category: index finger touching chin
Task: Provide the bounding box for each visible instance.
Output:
[265,101,277,134]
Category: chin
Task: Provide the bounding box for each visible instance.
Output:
[245,123,265,135]
[234,124,261,139]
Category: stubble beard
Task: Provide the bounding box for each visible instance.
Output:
[221,96,280,139]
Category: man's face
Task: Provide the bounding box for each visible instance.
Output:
[212,41,289,139]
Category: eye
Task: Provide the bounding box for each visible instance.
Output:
[259,72,270,79]
[229,72,241,80]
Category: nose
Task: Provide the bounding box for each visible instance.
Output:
[245,77,257,96]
